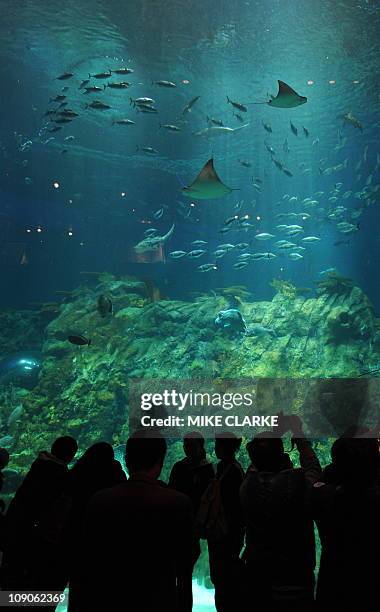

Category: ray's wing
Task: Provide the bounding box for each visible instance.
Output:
[189,159,221,187]
[277,80,300,98]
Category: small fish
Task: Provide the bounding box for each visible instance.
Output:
[224,215,239,226]
[85,101,111,110]
[233,261,249,269]
[131,97,156,107]
[79,79,90,89]
[154,80,176,87]
[233,112,244,122]
[301,236,321,243]
[169,251,187,258]
[153,208,164,219]
[97,295,113,318]
[182,96,200,115]
[235,243,249,250]
[159,124,181,132]
[187,249,206,258]
[59,109,79,117]
[238,159,251,168]
[89,70,112,79]
[112,119,135,126]
[136,146,158,154]
[113,67,134,75]
[106,81,131,89]
[265,142,275,155]
[144,228,158,237]
[255,233,275,241]
[198,263,217,272]
[303,126,309,137]
[290,121,298,136]
[283,139,290,154]
[50,95,66,102]
[83,86,104,94]
[56,72,74,80]
[207,116,223,127]
[68,335,91,346]
[64,135,75,142]
[262,121,272,133]
[137,106,158,114]
[214,249,228,258]
[226,96,247,112]
[191,240,207,246]
[48,126,62,133]
[288,252,303,260]
[283,168,293,177]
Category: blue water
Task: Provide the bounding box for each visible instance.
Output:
[0,0,379,309]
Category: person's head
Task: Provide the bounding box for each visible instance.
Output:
[125,430,167,478]
[247,432,285,472]
[0,448,10,470]
[82,442,114,465]
[51,436,78,464]
[183,432,206,462]
[331,436,379,487]
[215,432,241,461]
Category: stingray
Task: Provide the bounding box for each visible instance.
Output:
[182,158,234,200]
[253,81,307,109]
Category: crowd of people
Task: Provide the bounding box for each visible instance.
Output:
[0,414,379,612]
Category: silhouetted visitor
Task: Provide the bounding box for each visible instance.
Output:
[198,432,244,612]
[241,415,321,611]
[312,434,380,609]
[169,432,214,610]
[65,441,126,611]
[0,447,10,551]
[1,436,77,593]
[77,430,194,612]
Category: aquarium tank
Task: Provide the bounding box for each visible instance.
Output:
[0,0,380,609]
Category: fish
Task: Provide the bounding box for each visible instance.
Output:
[105,82,131,89]
[214,249,228,258]
[144,228,158,237]
[262,121,272,133]
[187,249,206,258]
[137,106,158,114]
[97,294,113,317]
[64,135,75,142]
[113,67,134,75]
[290,120,298,136]
[57,72,74,80]
[207,117,223,127]
[79,79,90,89]
[83,86,104,94]
[89,70,112,79]
[153,208,164,219]
[226,96,247,112]
[320,267,338,276]
[342,111,363,132]
[217,243,235,251]
[233,112,244,122]
[134,224,175,253]
[48,126,62,133]
[283,139,290,154]
[182,96,200,115]
[337,221,358,234]
[303,126,309,137]
[131,97,155,107]
[224,215,239,225]
[267,80,307,108]
[235,243,249,250]
[136,146,158,154]
[252,252,276,259]
[191,240,207,246]
[85,101,111,110]
[198,263,217,272]
[254,233,275,241]
[233,261,249,269]
[112,119,135,126]
[193,124,249,137]
[182,158,234,200]
[283,168,293,177]
[333,239,350,246]
[288,252,304,260]
[68,335,91,346]
[7,405,23,427]
[50,95,66,102]
[59,110,79,117]
[238,160,251,168]
[301,236,321,243]
[153,80,176,87]
[159,124,181,132]
[265,142,275,155]
[169,251,187,258]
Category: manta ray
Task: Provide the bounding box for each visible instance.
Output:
[182,159,234,200]
[134,224,175,254]
[267,81,307,108]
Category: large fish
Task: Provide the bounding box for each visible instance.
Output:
[182,159,234,200]
[134,224,175,254]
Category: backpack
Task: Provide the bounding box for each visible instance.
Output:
[196,463,233,543]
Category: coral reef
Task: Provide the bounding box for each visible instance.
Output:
[0,274,379,479]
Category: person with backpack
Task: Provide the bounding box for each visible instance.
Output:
[198,432,244,612]
[240,415,321,611]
